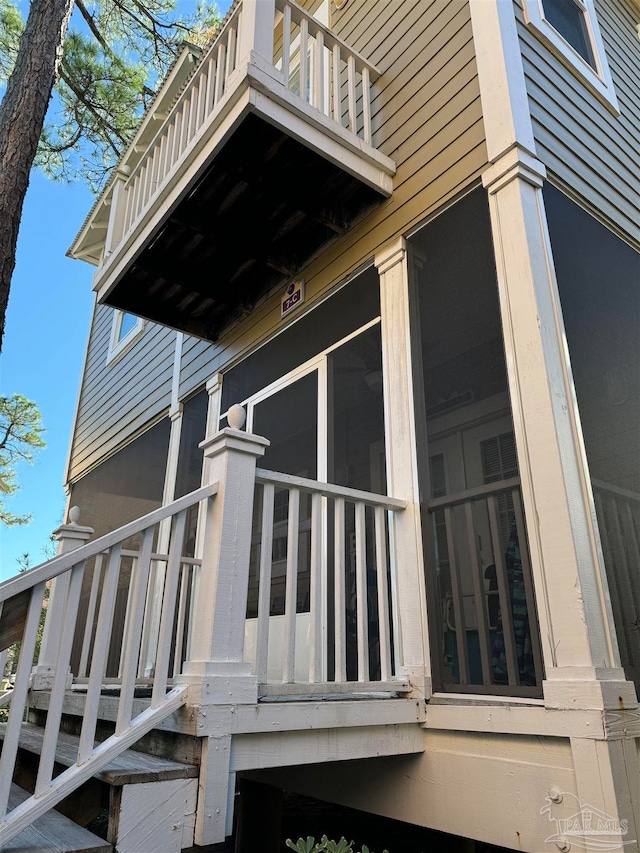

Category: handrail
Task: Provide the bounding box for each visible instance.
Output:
[0,484,217,603]
[275,0,381,80]
[591,478,640,502]
[426,477,521,511]
[255,468,405,510]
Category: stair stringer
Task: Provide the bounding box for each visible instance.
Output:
[0,683,188,847]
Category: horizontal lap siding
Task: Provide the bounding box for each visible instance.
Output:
[67,302,177,482]
[517,0,640,246]
[175,0,487,402]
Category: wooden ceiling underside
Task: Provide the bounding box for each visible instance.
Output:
[105,114,385,341]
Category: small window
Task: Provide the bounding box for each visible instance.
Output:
[523,0,619,112]
[107,309,145,365]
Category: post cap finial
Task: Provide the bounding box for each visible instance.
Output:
[68,506,81,525]
[227,404,246,430]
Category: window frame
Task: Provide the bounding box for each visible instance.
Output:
[106,309,146,366]
[522,0,619,113]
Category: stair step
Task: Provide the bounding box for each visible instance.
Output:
[4,784,112,853]
[0,722,198,786]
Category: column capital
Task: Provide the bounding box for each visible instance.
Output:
[374,236,407,276]
[206,372,222,395]
[200,428,269,462]
[169,401,184,421]
[482,145,546,194]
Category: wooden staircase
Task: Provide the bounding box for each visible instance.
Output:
[5,783,111,853]
[1,722,199,853]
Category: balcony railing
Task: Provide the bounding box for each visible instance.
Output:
[427,478,544,694]
[110,0,382,264]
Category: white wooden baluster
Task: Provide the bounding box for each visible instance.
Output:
[282,4,292,87]
[309,492,323,682]
[0,582,46,819]
[313,30,324,112]
[116,526,155,735]
[118,556,137,680]
[188,86,199,139]
[0,648,7,684]
[151,510,188,707]
[256,483,275,682]
[334,497,346,682]
[225,26,236,79]
[205,56,216,115]
[180,101,191,154]
[465,502,492,684]
[355,501,369,681]
[77,544,122,764]
[444,506,469,684]
[215,43,226,105]
[173,563,191,677]
[374,506,392,681]
[299,17,309,102]
[171,111,182,165]
[283,488,300,682]
[35,562,85,795]
[362,66,371,143]
[196,72,207,129]
[487,496,519,685]
[487,495,520,684]
[332,44,341,124]
[347,54,356,133]
[78,553,103,678]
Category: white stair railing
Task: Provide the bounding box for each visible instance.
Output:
[0,483,216,847]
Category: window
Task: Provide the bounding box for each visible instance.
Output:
[523,0,619,112]
[107,309,145,365]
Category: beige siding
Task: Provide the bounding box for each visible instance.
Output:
[67,302,176,482]
[517,0,640,246]
[69,0,486,472]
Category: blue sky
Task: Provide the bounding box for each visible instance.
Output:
[0,1,232,581]
[0,174,95,580]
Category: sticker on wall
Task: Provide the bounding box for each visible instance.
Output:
[281,279,305,318]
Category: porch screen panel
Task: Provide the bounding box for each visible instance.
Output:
[220,265,380,412]
[544,184,640,691]
[409,187,542,696]
[68,418,170,676]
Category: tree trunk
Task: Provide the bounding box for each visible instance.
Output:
[0,0,75,352]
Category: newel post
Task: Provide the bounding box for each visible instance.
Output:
[236,0,276,67]
[178,405,269,706]
[31,507,93,690]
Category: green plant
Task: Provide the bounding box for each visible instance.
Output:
[286,836,389,853]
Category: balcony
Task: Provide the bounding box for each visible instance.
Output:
[71,0,396,341]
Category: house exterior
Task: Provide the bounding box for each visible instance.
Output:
[1,0,639,850]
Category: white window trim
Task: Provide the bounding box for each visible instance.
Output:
[523,0,620,114]
[106,309,146,366]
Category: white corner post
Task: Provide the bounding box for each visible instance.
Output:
[471,0,639,845]
[236,0,276,68]
[104,167,131,258]
[178,407,268,846]
[32,507,94,690]
[375,239,431,701]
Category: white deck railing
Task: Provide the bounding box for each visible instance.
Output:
[0,484,216,847]
[251,469,406,692]
[114,0,380,259]
[427,478,544,693]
